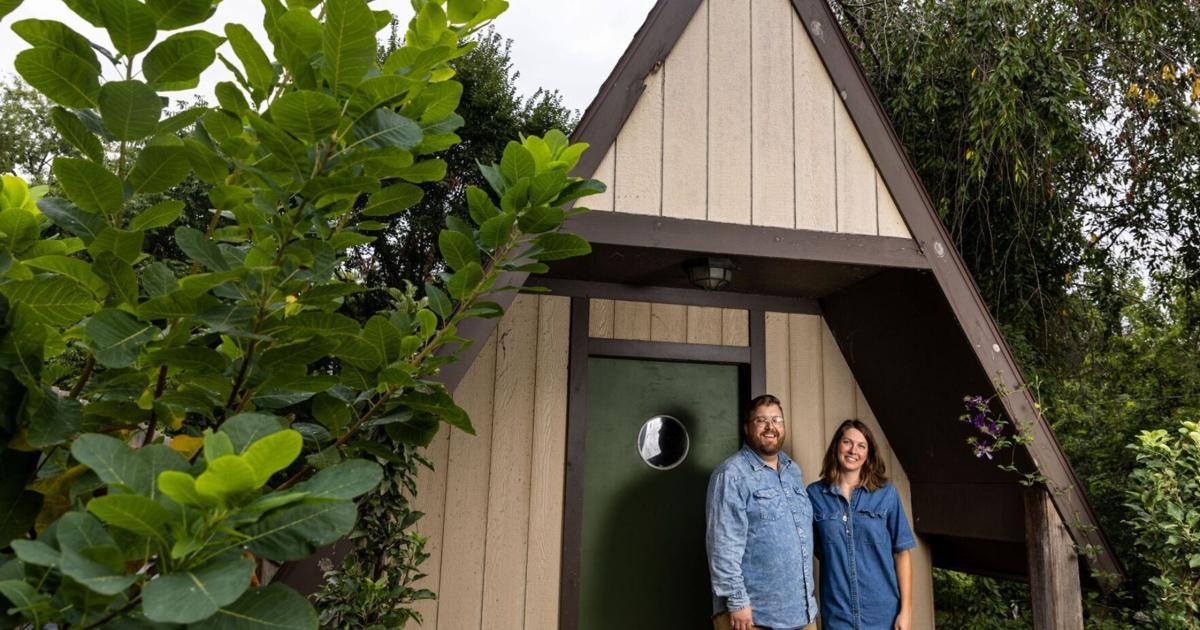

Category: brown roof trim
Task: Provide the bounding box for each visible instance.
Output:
[788,0,1121,581]
[568,0,704,176]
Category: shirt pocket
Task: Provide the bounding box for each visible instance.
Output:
[789,486,812,527]
[752,488,786,521]
[813,511,843,544]
[855,508,891,547]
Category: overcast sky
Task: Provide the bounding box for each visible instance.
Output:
[0,0,657,114]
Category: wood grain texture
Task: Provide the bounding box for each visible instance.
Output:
[524,296,570,628]
[481,295,539,627]
[751,0,795,228]
[835,98,878,235]
[662,0,709,220]
[1025,487,1084,630]
[821,320,857,443]
[590,146,616,211]
[615,68,664,215]
[876,170,910,237]
[891,459,936,629]
[436,333,498,630]
[588,298,614,339]
[707,0,751,224]
[721,308,749,346]
[793,11,836,232]
[686,305,723,344]
[788,313,825,483]
[764,312,792,454]
[650,303,688,342]
[613,300,652,341]
[409,422,450,626]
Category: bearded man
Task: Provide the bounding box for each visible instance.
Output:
[705,394,817,630]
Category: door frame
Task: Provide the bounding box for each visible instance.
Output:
[558,290,816,628]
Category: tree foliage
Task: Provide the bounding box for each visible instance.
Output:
[0,0,602,627]
[0,78,76,183]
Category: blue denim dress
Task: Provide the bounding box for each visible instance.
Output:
[806,481,916,629]
[706,446,818,629]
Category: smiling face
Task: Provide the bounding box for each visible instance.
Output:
[744,403,786,457]
[837,427,870,474]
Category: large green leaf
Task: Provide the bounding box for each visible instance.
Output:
[128,145,190,194]
[0,451,41,547]
[437,229,477,271]
[529,232,591,261]
[175,226,231,271]
[0,0,24,20]
[61,0,103,26]
[321,0,376,92]
[268,90,340,142]
[37,197,106,242]
[71,434,148,491]
[447,0,483,23]
[14,47,100,108]
[143,30,223,89]
[89,227,145,264]
[191,584,318,630]
[142,556,254,624]
[60,546,137,595]
[446,261,482,299]
[52,157,123,215]
[273,8,322,87]
[294,459,382,500]
[240,430,302,486]
[158,470,204,506]
[50,107,105,163]
[92,253,138,306]
[500,140,535,182]
[21,255,108,298]
[242,500,357,561]
[11,19,100,71]
[221,413,289,453]
[350,109,422,150]
[146,0,217,30]
[86,309,157,368]
[398,387,473,434]
[195,455,257,504]
[138,444,188,500]
[56,511,114,551]
[99,80,163,141]
[0,277,98,327]
[99,0,157,56]
[10,539,60,568]
[129,199,184,232]
[479,212,515,248]
[27,387,82,448]
[225,23,274,97]
[86,494,171,539]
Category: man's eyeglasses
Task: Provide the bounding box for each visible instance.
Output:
[751,416,785,428]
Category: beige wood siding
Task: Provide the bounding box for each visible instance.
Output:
[591,0,912,240]
[410,295,570,630]
[766,312,936,626]
[589,299,748,346]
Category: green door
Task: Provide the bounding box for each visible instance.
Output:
[580,357,743,628]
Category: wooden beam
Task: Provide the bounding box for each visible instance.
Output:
[1025,486,1083,630]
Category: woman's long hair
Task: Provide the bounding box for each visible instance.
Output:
[819,419,888,491]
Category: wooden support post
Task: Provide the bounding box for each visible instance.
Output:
[1024,486,1084,630]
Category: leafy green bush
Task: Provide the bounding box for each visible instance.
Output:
[1125,420,1200,627]
[0,0,602,626]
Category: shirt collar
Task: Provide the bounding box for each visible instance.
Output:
[739,444,792,471]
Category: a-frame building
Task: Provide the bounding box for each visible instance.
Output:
[392,1,1123,628]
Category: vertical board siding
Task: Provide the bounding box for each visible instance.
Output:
[591,147,616,211]
[651,303,688,343]
[707,0,752,224]
[615,69,664,215]
[481,296,539,627]
[613,299,652,340]
[686,305,724,345]
[877,170,911,238]
[721,308,750,346]
[436,334,498,630]
[793,11,837,232]
[662,0,709,220]
[598,0,911,239]
[766,311,935,623]
[834,98,878,235]
[589,298,615,338]
[787,313,825,483]
[751,0,796,228]
[417,297,571,630]
[524,296,570,627]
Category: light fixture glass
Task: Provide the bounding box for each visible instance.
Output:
[684,257,737,291]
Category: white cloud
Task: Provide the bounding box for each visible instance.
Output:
[0,0,656,113]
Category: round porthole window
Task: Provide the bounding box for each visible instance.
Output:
[636,415,689,470]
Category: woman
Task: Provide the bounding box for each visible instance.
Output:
[807,419,915,630]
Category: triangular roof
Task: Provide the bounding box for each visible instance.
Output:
[438,0,1122,584]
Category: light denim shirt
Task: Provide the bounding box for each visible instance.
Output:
[807,481,916,630]
[706,445,817,629]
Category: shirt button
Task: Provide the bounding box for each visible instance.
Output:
[842,514,847,522]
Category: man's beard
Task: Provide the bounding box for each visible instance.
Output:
[750,431,783,455]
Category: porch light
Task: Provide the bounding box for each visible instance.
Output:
[684,257,737,291]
